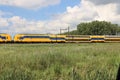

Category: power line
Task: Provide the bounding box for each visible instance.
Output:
[60,27,70,35]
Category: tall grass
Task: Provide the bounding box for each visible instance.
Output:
[0,43,120,80]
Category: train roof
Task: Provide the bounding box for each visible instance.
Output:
[15,34,65,35]
[0,33,9,34]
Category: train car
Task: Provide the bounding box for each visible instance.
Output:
[14,34,51,43]
[50,35,66,43]
[105,35,120,42]
[90,36,105,42]
[66,35,90,43]
[0,33,12,42]
[14,34,66,43]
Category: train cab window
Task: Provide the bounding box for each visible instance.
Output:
[19,37,24,40]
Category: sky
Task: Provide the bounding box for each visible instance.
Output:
[0,0,120,35]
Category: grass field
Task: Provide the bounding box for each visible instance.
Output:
[0,43,120,80]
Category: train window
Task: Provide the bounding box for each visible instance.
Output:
[22,36,50,38]
[19,37,24,40]
[1,36,6,39]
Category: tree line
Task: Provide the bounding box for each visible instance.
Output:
[64,21,120,35]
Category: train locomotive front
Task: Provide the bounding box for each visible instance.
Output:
[13,34,66,43]
[0,33,12,42]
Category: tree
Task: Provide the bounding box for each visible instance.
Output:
[77,21,120,35]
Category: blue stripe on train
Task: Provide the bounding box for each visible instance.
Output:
[20,36,50,39]
[50,38,65,40]
[19,36,65,40]
[90,38,104,40]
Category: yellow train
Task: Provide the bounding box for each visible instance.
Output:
[0,33,11,42]
[90,36,105,42]
[66,35,90,43]
[14,34,66,43]
[1,33,120,43]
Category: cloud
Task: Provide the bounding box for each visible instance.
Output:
[0,16,65,34]
[0,18,9,27]
[7,16,69,34]
[87,0,120,5]
[0,0,61,9]
[7,16,46,33]
[83,0,120,23]
[86,0,120,15]
[0,0,97,34]
[1,0,120,35]
[0,11,5,16]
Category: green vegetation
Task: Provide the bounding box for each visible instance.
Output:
[0,43,120,80]
[64,21,120,35]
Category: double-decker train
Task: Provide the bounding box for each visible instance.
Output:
[1,33,120,43]
[14,34,66,43]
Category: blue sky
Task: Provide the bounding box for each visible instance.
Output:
[0,0,120,35]
[0,0,80,20]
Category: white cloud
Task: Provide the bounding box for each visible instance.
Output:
[1,0,120,35]
[60,0,120,24]
[87,0,120,5]
[0,11,5,16]
[0,18,9,27]
[5,16,69,34]
[83,0,120,23]
[0,0,61,9]
[7,16,46,33]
